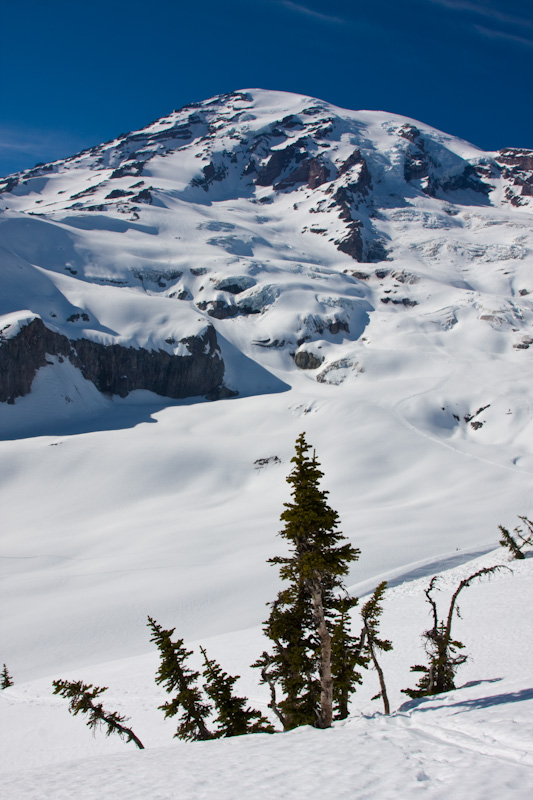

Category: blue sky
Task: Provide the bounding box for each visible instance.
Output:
[1,0,531,177]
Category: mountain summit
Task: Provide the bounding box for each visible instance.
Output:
[0,88,532,412]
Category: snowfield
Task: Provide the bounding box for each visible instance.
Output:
[0,89,532,797]
[1,551,532,799]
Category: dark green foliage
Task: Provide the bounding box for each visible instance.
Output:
[403,566,508,699]
[1,663,14,689]
[256,433,361,729]
[201,647,274,737]
[52,679,144,749]
[147,616,212,741]
[254,588,320,729]
[499,516,533,559]
[273,433,359,589]
[361,582,392,714]
[331,595,366,720]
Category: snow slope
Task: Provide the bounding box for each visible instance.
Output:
[0,88,532,795]
[1,550,532,799]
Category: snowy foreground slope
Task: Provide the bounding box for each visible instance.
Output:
[0,89,532,795]
[2,551,532,799]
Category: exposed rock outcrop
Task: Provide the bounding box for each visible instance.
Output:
[399,124,491,198]
[335,222,364,261]
[0,319,71,403]
[255,141,308,186]
[0,318,225,403]
[496,148,533,206]
[191,161,229,191]
[275,156,331,190]
[294,350,323,370]
[439,165,491,197]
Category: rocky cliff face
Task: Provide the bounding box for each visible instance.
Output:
[0,318,224,404]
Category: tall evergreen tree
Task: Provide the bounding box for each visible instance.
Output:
[256,433,361,729]
[1,663,14,689]
[147,616,213,741]
[200,647,274,737]
[52,679,144,749]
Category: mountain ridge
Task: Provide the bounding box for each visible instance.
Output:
[0,88,532,411]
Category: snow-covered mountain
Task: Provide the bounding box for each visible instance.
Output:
[0,90,532,796]
[1,88,532,412]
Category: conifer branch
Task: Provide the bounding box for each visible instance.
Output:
[52,679,144,749]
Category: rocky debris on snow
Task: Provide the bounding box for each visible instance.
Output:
[253,455,282,469]
[316,357,361,384]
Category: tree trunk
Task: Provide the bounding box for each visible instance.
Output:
[309,582,333,729]
[363,621,390,715]
[101,711,145,750]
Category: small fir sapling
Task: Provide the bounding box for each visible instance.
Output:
[147,616,213,741]
[403,565,508,699]
[148,616,272,739]
[1,663,14,689]
[200,647,275,737]
[52,679,144,749]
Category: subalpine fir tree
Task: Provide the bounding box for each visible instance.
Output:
[499,516,533,560]
[200,647,274,737]
[361,582,392,714]
[403,566,507,699]
[147,616,213,741]
[52,679,144,749]
[256,433,361,729]
[1,663,14,689]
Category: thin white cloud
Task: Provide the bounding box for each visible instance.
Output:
[0,141,46,155]
[280,1,345,25]
[0,126,91,176]
[0,134,51,157]
[427,0,533,29]
[475,24,533,48]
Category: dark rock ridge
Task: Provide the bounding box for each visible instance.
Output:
[496,148,533,206]
[326,150,387,263]
[276,156,331,190]
[196,299,260,319]
[399,124,491,199]
[255,140,309,186]
[0,318,224,404]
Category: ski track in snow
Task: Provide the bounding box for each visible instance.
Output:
[392,369,533,476]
